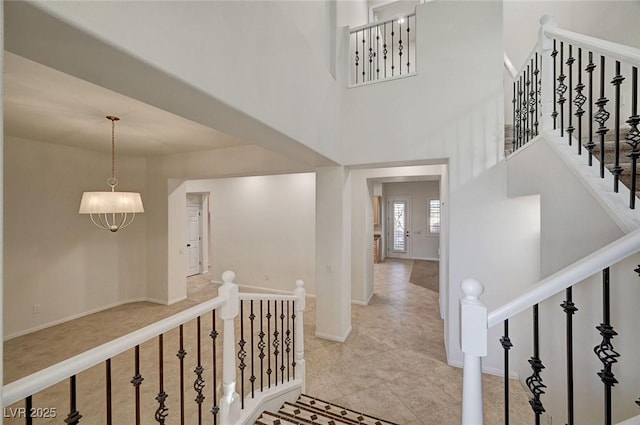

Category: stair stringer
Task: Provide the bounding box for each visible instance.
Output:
[506,131,640,278]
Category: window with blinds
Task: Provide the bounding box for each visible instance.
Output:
[429,199,441,234]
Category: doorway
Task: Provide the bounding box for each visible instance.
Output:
[387,196,411,259]
[186,202,203,277]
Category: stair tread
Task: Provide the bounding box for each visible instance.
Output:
[256,394,399,425]
[292,394,398,425]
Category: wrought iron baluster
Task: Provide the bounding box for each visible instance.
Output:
[383,23,388,79]
[194,316,205,424]
[259,300,265,391]
[529,58,536,140]
[594,267,619,425]
[376,26,380,80]
[533,52,540,136]
[155,334,168,424]
[627,67,640,209]
[567,45,575,144]
[552,40,559,129]
[210,310,219,423]
[368,27,373,82]
[267,301,272,388]
[354,31,359,84]
[525,67,531,143]
[574,48,586,156]
[595,55,611,178]
[398,20,403,75]
[250,300,256,398]
[391,21,395,76]
[517,78,523,148]
[177,324,186,425]
[406,18,411,74]
[526,304,546,425]
[274,301,280,385]
[586,52,596,165]
[557,42,567,138]
[106,359,112,425]
[286,300,292,382]
[500,319,513,425]
[25,395,33,425]
[280,300,286,383]
[361,29,366,81]
[512,82,517,152]
[238,301,246,408]
[561,287,578,425]
[292,301,297,380]
[612,61,625,192]
[65,375,82,425]
[131,345,143,425]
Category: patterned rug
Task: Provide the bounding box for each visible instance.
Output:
[409,260,439,292]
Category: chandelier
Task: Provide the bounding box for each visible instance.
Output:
[79,116,144,232]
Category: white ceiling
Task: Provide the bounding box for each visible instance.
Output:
[4,51,247,157]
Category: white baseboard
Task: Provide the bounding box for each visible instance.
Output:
[447,359,519,380]
[4,297,155,341]
[315,325,352,343]
[413,257,440,261]
[351,290,375,306]
[213,281,317,298]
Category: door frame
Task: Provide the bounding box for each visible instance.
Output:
[387,195,412,259]
[186,201,203,277]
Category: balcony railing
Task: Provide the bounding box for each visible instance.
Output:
[349,13,417,87]
[2,272,306,425]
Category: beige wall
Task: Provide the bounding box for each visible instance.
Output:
[4,136,147,338]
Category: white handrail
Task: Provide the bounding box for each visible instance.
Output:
[3,295,227,406]
[239,293,298,302]
[349,12,416,34]
[488,228,640,328]
[503,52,517,79]
[544,26,640,68]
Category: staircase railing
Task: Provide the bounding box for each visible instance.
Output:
[464,16,640,425]
[509,16,640,209]
[2,271,306,425]
[461,228,640,425]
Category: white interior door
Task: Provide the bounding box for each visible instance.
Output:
[186,204,202,276]
[387,196,411,259]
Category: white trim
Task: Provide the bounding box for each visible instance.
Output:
[413,256,439,261]
[315,326,352,343]
[448,359,519,380]
[351,290,375,306]
[544,130,640,233]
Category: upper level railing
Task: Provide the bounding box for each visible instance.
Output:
[508,16,640,210]
[2,271,306,425]
[349,13,417,87]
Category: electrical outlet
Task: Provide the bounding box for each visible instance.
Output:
[32,304,41,314]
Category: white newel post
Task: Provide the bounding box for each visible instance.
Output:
[218,271,241,425]
[294,279,306,393]
[539,14,558,132]
[460,279,487,425]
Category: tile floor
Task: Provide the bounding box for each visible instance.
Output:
[3,259,532,424]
